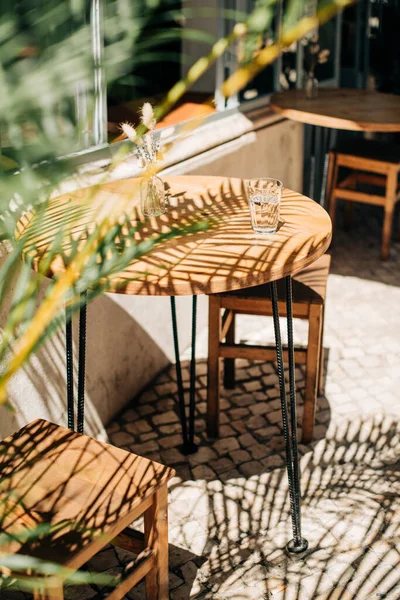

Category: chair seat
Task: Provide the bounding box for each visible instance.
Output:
[0,419,174,568]
[332,138,400,164]
[217,254,331,306]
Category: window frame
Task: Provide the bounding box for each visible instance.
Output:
[65,0,345,167]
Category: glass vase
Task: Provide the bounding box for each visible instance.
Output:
[305,73,318,100]
[140,175,166,217]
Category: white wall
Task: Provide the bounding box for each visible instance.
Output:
[0,116,303,440]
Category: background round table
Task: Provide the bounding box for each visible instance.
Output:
[270,88,400,202]
[271,88,400,133]
[18,175,332,553]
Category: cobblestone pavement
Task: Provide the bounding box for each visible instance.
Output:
[8,205,400,599]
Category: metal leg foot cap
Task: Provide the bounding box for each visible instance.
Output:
[286,538,309,554]
[179,441,198,455]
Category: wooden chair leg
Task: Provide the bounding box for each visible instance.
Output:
[207,295,222,438]
[223,312,236,389]
[325,151,336,212]
[328,156,340,234]
[302,304,323,444]
[144,485,169,600]
[34,580,64,600]
[317,305,326,396]
[382,208,394,260]
[382,168,397,260]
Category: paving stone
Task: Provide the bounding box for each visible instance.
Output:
[231,394,255,407]
[192,464,216,481]
[238,433,257,448]
[231,420,248,434]
[213,437,240,455]
[262,373,279,387]
[219,424,236,437]
[156,397,177,411]
[238,460,263,477]
[109,430,134,446]
[229,407,250,420]
[188,445,218,465]
[243,380,263,393]
[159,434,185,449]
[136,404,155,417]
[139,431,158,441]
[133,439,159,454]
[268,436,285,451]
[121,408,139,422]
[155,382,177,396]
[230,449,251,464]
[247,415,267,430]
[254,425,281,439]
[159,422,183,435]
[248,402,270,416]
[123,419,152,434]
[261,454,285,469]
[209,457,235,474]
[268,409,283,424]
[160,447,186,465]
[152,410,179,426]
[247,443,271,460]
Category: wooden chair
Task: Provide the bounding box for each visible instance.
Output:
[207,254,331,444]
[0,419,175,600]
[327,138,400,260]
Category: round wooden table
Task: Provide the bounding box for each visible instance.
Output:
[271,88,400,132]
[18,175,332,553]
[270,88,400,201]
[21,176,331,295]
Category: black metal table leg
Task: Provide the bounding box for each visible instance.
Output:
[65,292,88,434]
[304,125,337,206]
[65,305,74,431]
[170,295,198,455]
[270,278,308,553]
[77,292,87,434]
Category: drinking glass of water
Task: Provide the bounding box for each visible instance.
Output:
[246,178,283,234]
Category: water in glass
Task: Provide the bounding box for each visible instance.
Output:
[249,193,280,234]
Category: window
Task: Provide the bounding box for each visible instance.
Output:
[0,0,345,169]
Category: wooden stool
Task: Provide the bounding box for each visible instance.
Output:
[207,254,331,444]
[0,419,175,600]
[327,138,400,260]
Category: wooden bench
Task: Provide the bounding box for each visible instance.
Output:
[0,419,175,599]
[327,138,400,260]
[207,254,331,443]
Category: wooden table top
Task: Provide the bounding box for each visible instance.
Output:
[17,176,332,296]
[270,88,400,132]
[0,419,174,567]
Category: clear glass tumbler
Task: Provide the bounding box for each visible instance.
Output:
[140,175,166,217]
[245,178,283,234]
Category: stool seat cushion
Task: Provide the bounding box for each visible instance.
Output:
[216,254,331,306]
[332,139,400,164]
[0,419,174,568]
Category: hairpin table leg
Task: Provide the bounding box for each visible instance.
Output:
[305,124,337,205]
[170,296,198,455]
[270,278,308,553]
[77,292,87,434]
[65,305,74,431]
[65,292,87,434]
